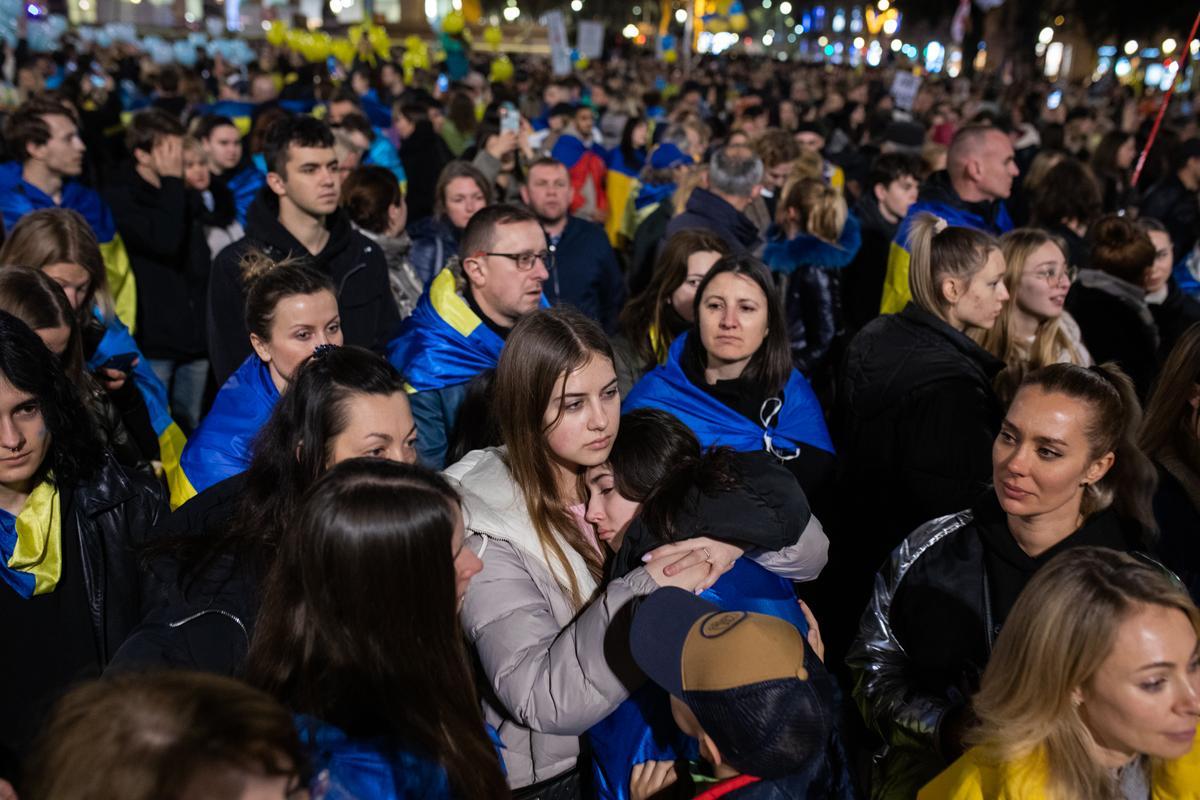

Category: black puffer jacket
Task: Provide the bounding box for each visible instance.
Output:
[1066,269,1160,399]
[207,189,400,384]
[847,492,1146,799]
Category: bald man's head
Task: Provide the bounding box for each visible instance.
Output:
[947,124,1019,202]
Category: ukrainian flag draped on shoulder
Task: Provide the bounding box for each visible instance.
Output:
[880,172,1014,314]
[179,356,279,503]
[0,480,61,598]
[623,333,834,455]
[605,147,644,247]
[387,267,507,393]
[87,315,190,509]
[0,162,137,332]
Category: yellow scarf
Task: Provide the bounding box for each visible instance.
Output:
[4,481,62,597]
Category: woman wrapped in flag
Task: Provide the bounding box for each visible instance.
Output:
[0,209,191,509]
[178,255,342,502]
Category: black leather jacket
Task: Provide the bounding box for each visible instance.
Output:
[67,452,170,663]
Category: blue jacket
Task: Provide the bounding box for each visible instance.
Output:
[179,356,278,496]
[624,333,833,457]
[407,216,460,287]
[387,267,505,467]
[589,559,809,800]
[546,216,626,333]
[298,716,455,799]
[763,216,862,376]
[665,188,762,256]
[365,136,408,188]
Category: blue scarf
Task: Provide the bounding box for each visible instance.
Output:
[387,268,507,393]
[588,559,809,800]
[180,356,279,497]
[623,333,833,456]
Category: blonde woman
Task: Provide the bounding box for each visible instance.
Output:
[921,547,1200,799]
[977,228,1092,400]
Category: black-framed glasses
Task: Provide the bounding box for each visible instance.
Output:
[482,250,555,270]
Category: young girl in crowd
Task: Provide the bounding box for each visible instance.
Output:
[1066,215,1161,397]
[0,267,147,471]
[247,459,508,799]
[849,362,1158,799]
[584,408,845,799]
[921,548,1200,798]
[0,208,188,504]
[978,228,1091,400]
[835,215,1008,652]
[612,229,729,396]
[763,177,862,387]
[179,256,341,497]
[1141,322,1200,602]
[624,255,835,513]
[0,311,167,774]
[22,671,308,800]
[182,135,245,262]
[114,346,416,676]
[444,306,721,797]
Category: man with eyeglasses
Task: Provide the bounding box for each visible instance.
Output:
[389,203,550,467]
[521,158,625,333]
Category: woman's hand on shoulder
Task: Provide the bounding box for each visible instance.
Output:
[642,536,745,593]
[629,760,680,800]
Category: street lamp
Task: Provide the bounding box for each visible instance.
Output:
[1124,39,1138,55]
[1162,38,1177,55]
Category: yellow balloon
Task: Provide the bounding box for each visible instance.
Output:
[332,38,356,66]
[575,56,590,70]
[405,34,424,52]
[368,26,391,58]
[443,10,465,35]
[266,20,286,47]
[707,18,729,33]
[663,49,677,63]
[489,54,514,83]
[483,25,502,46]
[715,0,733,14]
[729,12,748,31]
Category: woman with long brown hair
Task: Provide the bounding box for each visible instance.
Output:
[445,306,726,797]
[246,459,505,800]
[612,229,729,396]
[1142,322,1200,601]
[921,548,1200,798]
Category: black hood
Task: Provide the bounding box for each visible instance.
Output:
[242,187,354,265]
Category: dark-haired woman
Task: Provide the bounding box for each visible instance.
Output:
[0,268,146,472]
[1092,130,1138,214]
[623,255,835,512]
[848,363,1157,799]
[342,166,422,320]
[611,229,729,396]
[114,346,417,677]
[179,259,341,498]
[0,311,167,773]
[583,408,851,800]
[1065,215,1161,397]
[248,459,509,800]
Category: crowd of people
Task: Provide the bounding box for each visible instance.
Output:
[1,26,1200,800]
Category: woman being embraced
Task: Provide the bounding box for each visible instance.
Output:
[445,307,724,797]
[921,548,1200,799]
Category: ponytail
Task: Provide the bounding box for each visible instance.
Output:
[907,212,997,318]
[776,177,847,243]
[1019,363,1158,539]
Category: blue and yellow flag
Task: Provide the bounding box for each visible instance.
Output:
[0,480,61,598]
[87,316,190,509]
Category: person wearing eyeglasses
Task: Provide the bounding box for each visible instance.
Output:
[977,228,1092,404]
[389,203,551,468]
[521,158,626,334]
[623,254,835,513]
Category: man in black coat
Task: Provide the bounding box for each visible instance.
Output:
[105,108,210,431]
[207,115,399,385]
[665,144,763,256]
[520,158,625,333]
